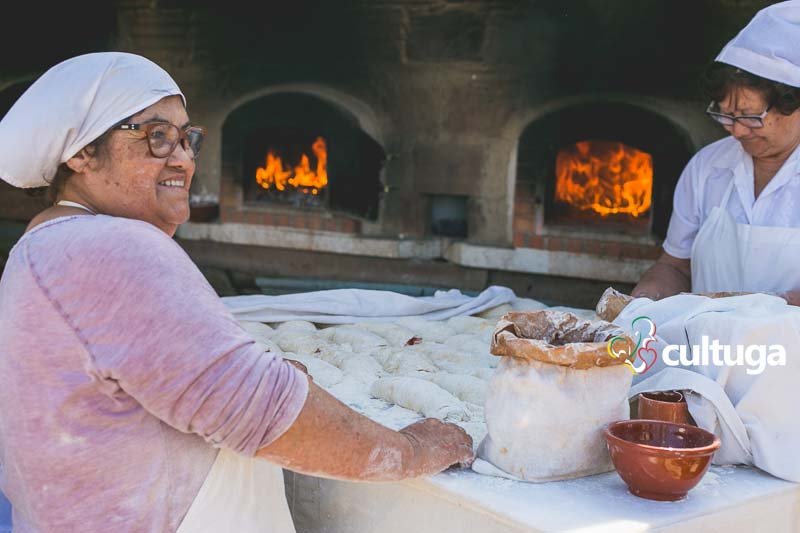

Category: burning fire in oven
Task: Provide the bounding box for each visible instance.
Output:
[255,137,328,196]
[555,140,652,218]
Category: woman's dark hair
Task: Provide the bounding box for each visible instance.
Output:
[703,62,800,116]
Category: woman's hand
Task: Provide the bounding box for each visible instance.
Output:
[399,418,475,474]
[257,379,474,482]
[779,290,800,306]
[631,252,691,300]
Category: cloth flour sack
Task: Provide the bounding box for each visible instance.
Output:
[477,311,633,482]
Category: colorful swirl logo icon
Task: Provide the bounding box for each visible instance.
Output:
[606,316,658,375]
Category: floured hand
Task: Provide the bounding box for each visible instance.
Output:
[399,418,474,474]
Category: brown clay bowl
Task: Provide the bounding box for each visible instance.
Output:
[605,420,721,501]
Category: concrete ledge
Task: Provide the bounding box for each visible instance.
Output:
[176,222,443,260]
[176,222,654,284]
[444,242,653,283]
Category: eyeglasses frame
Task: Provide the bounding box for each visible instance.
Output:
[705,101,772,129]
[115,122,206,159]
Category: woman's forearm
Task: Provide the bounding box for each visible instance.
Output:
[255,379,473,482]
[631,253,692,300]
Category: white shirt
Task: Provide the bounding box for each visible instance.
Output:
[663,136,800,259]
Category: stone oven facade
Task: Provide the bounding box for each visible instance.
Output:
[0,0,774,304]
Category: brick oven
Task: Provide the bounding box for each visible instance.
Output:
[0,0,773,306]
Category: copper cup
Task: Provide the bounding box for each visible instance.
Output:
[637,391,694,425]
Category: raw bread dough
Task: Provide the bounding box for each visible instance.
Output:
[354,322,417,347]
[396,317,457,343]
[319,325,389,351]
[272,330,334,357]
[422,373,487,405]
[476,303,513,320]
[445,316,491,334]
[368,346,438,375]
[418,342,497,372]
[322,349,385,386]
[511,298,549,312]
[274,320,318,333]
[238,320,275,339]
[470,367,496,381]
[370,377,470,422]
[283,352,344,388]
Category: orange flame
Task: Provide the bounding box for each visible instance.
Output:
[255,137,328,195]
[555,141,652,218]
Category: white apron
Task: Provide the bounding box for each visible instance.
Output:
[690,176,800,293]
[176,448,296,533]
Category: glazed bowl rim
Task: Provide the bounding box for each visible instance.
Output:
[605,419,721,455]
[639,390,685,404]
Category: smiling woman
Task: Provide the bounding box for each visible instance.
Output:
[0,52,472,533]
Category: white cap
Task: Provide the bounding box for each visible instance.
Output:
[716,0,800,88]
[0,52,185,188]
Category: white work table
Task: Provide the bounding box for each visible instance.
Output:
[284,464,800,532]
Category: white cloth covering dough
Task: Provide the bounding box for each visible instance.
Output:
[354,322,417,347]
[370,377,471,422]
[282,352,344,388]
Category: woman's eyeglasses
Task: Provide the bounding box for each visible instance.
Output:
[705,101,771,129]
[115,122,206,158]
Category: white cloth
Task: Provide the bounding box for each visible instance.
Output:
[691,172,800,294]
[716,0,800,87]
[222,286,516,324]
[663,137,800,260]
[616,293,800,482]
[0,52,184,188]
[177,449,295,533]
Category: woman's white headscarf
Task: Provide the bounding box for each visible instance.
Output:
[716,0,800,88]
[0,52,185,188]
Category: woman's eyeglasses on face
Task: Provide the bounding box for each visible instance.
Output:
[115,122,206,159]
[705,101,771,129]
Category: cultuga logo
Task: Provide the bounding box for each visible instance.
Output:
[607,316,786,376]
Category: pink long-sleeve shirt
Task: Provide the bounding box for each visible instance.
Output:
[0,215,309,532]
